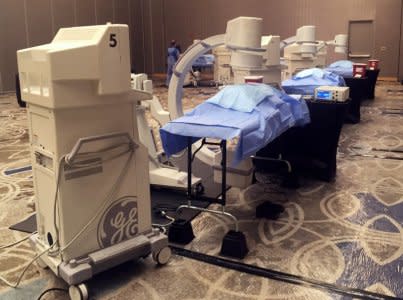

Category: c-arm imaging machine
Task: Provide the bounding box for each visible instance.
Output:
[213,25,348,83]
[314,34,348,68]
[134,19,348,195]
[281,25,317,79]
[168,16,281,120]
[149,19,347,191]
[281,25,348,79]
[136,17,283,192]
[130,73,203,192]
[165,17,286,189]
[160,17,311,258]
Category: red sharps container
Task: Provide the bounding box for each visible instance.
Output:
[353,63,367,78]
[368,59,380,70]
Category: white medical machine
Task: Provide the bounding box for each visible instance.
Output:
[213,33,283,85]
[213,45,232,84]
[281,26,348,79]
[130,73,202,192]
[162,18,298,258]
[226,18,282,86]
[315,34,348,68]
[213,25,348,83]
[315,86,350,102]
[282,25,318,79]
[137,17,276,193]
[230,35,282,86]
[167,16,272,189]
[17,24,170,300]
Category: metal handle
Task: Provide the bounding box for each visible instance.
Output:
[348,54,371,58]
[66,132,137,164]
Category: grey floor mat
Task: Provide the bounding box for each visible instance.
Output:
[9,213,37,233]
[8,188,212,234]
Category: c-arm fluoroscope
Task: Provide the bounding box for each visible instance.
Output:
[137,17,283,192]
[213,25,348,83]
[141,19,347,192]
[281,25,348,79]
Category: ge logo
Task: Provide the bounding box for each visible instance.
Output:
[98,196,139,248]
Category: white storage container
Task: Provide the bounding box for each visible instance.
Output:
[213,149,254,189]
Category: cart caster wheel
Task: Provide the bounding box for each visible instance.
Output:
[36,257,48,269]
[69,283,88,300]
[194,183,204,196]
[152,246,172,265]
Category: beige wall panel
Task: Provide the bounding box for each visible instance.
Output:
[75,0,96,26]
[0,0,28,91]
[26,0,53,46]
[142,0,153,74]
[163,0,207,55]
[131,0,146,72]
[150,0,165,73]
[0,23,4,91]
[114,0,130,24]
[374,0,401,76]
[52,0,75,33]
[400,2,403,81]
[95,0,113,24]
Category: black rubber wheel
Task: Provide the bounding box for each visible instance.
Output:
[15,73,26,108]
[194,183,204,196]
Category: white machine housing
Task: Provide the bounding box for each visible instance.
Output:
[225,17,263,50]
[282,25,317,80]
[131,73,153,93]
[213,45,232,84]
[315,41,328,68]
[333,34,348,54]
[315,86,350,102]
[227,17,267,84]
[167,17,284,189]
[315,34,348,68]
[17,24,169,291]
[213,34,282,86]
[213,150,254,189]
[282,27,348,80]
[132,73,202,190]
[232,35,282,85]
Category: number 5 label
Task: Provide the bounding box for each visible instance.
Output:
[109,33,117,47]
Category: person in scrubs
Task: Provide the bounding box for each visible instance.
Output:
[166,40,180,86]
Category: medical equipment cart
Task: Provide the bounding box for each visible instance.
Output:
[168,138,249,259]
[17,24,170,300]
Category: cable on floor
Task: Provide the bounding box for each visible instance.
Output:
[36,287,68,300]
[0,231,37,250]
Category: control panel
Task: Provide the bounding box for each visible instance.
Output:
[315,86,349,102]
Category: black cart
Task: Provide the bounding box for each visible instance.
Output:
[255,99,350,182]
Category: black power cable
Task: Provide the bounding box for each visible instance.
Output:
[171,246,403,300]
[36,287,68,300]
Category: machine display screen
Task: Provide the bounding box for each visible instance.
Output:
[316,90,332,100]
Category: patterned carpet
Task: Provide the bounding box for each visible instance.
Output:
[0,80,402,299]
